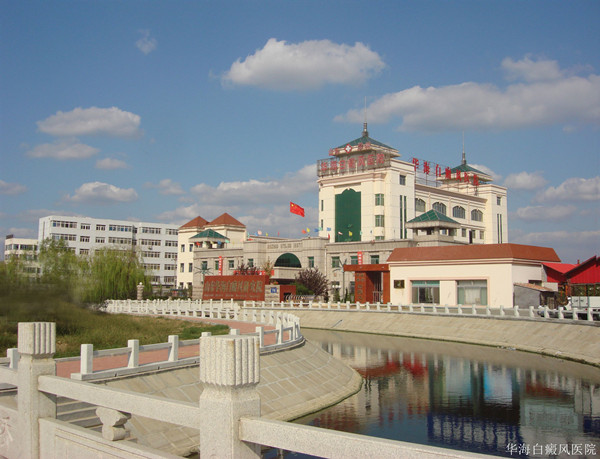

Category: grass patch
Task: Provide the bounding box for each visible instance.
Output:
[0,294,229,358]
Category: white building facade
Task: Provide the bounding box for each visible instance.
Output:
[317,125,508,246]
[38,216,179,287]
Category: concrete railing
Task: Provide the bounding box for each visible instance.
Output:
[241,299,599,323]
[0,322,489,458]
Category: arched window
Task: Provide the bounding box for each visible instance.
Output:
[452,206,466,219]
[274,253,301,268]
[471,209,483,222]
[432,202,447,215]
[415,198,426,212]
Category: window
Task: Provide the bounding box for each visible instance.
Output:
[461,228,467,237]
[375,236,385,241]
[415,198,426,212]
[140,239,161,246]
[375,215,385,227]
[165,240,177,247]
[228,260,235,269]
[80,249,89,255]
[143,251,160,258]
[308,256,315,268]
[95,237,105,244]
[109,237,132,245]
[480,230,485,239]
[188,263,193,273]
[321,200,324,211]
[189,244,193,252]
[180,263,185,273]
[452,206,466,219]
[497,196,502,205]
[214,261,220,271]
[52,234,76,241]
[471,209,483,222]
[412,281,440,304]
[52,220,76,228]
[457,280,488,306]
[331,256,341,268]
[375,193,384,206]
[142,227,161,234]
[399,175,406,185]
[166,228,178,235]
[350,255,358,265]
[80,236,90,242]
[109,224,132,232]
[80,223,90,230]
[181,244,185,252]
[247,259,254,267]
[201,261,208,271]
[96,224,106,231]
[370,254,380,264]
[432,202,447,215]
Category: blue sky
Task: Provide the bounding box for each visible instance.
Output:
[1,0,599,263]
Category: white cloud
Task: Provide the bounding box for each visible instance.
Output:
[65,182,138,205]
[95,158,129,170]
[157,165,318,237]
[513,205,577,222]
[501,56,563,82]
[535,176,600,203]
[26,138,99,160]
[222,38,385,90]
[145,178,185,196]
[37,107,141,138]
[336,57,600,131]
[135,29,157,55]
[503,171,547,190]
[188,164,316,205]
[0,180,27,195]
[470,164,502,182]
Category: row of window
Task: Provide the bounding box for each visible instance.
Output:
[51,220,178,235]
[411,280,488,305]
[331,254,380,268]
[416,199,484,222]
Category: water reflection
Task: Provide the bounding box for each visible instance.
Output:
[295,329,600,458]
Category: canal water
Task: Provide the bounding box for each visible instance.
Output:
[286,329,600,458]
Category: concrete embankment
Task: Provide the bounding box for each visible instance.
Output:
[96,340,362,456]
[290,310,600,367]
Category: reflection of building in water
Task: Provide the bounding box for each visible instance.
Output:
[309,334,600,456]
[428,358,524,453]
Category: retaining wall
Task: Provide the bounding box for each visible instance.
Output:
[289,310,600,367]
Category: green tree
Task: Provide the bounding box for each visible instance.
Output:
[79,248,149,304]
[38,238,79,298]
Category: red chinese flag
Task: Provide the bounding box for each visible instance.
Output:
[290,202,305,217]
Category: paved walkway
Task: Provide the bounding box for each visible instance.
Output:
[56,317,277,378]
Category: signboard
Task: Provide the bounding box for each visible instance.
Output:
[317,152,390,177]
[410,157,480,187]
[357,251,363,265]
[202,275,267,301]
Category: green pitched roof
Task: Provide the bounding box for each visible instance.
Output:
[408,209,459,225]
[450,163,488,177]
[190,229,229,240]
[336,134,395,151]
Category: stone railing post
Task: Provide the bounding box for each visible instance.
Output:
[199,334,261,458]
[168,335,179,362]
[17,322,57,459]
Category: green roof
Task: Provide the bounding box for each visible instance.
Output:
[190,229,229,240]
[450,163,488,177]
[408,209,459,225]
[336,135,396,151]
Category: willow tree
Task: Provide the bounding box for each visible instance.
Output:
[79,248,149,304]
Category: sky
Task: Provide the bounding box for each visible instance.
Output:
[1,0,599,264]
